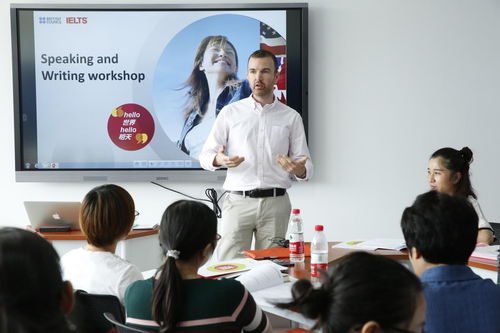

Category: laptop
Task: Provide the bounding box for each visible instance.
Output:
[24,201,81,231]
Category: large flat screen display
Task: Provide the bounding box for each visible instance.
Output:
[11,3,308,182]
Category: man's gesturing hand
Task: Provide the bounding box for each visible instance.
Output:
[277,155,308,178]
[214,146,245,168]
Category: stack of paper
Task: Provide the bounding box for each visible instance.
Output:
[333,238,407,251]
[470,245,499,265]
[236,263,286,292]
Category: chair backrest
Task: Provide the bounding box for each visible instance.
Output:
[490,222,500,245]
[103,312,152,333]
[68,290,125,333]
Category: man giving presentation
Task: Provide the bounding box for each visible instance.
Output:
[200,49,313,260]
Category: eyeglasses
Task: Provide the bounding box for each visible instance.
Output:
[215,233,221,241]
[134,210,140,218]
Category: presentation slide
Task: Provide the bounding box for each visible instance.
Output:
[32,10,287,169]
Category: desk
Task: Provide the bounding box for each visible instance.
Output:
[248,243,409,330]
[283,242,497,280]
[40,229,163,271]
[287,242,408,279]
[250,242,498,330]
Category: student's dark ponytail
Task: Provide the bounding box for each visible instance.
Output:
[152,254,183,332]
[431,146,476,198]
[279,279,331,330]
[151,200,217,332]
[279,252,422,333]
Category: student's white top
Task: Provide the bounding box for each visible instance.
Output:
[61,247,143,303]
[468,196,493,230]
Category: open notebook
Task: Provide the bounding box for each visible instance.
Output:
[24,201,81,231]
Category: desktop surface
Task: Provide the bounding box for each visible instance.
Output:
[250,242,497,280]
[39,228,159,241]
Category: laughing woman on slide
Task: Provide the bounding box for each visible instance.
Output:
[177,35,251,159]
[427,147,494,244]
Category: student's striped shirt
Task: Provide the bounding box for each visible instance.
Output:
[124,277,269,332]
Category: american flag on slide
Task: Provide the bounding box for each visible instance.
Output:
[260,22,287,104]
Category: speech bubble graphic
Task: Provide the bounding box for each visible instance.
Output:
[135,133,148,144]
[108,103,155,151]
[111,107,124,117]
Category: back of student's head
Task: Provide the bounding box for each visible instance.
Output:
[401,190,478,265]
[0,227,72,333]
[152,200,217,332]
[80,184,135,247]
[280,252,422,333]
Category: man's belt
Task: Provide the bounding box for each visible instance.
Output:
[230,188,286,198]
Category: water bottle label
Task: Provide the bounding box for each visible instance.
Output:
[289,233,304,242]
[311,253,328,263]
[289,241,305,254]
[311,263,328,277]
[311,253,328,277]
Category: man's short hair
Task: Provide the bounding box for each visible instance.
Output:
[401,191,478,265]
[248,49,279,73]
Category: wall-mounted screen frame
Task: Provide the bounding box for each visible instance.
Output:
[11,3,308,182]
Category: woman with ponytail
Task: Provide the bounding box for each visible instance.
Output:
[279,252,425,333]
[124,200,271,333]
[427,147,494,244]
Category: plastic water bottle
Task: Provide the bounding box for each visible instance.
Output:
[311,225,328,284]
[288,209,304,263]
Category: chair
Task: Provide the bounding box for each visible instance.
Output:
[68,290,125,333]
[103,312,152,333]
[490,222,500,245]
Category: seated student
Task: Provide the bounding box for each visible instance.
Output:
[61,184,143,303]
[427,146,494,244]
[401,191,500,333]
[0,227,75,333]
[124,200,272,333]
[278,251,425,333]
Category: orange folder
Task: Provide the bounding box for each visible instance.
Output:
[242,244,311,259]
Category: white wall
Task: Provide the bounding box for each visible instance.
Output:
[2,0,500,243]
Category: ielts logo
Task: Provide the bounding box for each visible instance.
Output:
[66,17,87,24]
